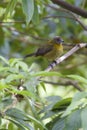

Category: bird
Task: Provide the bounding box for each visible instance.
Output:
[24,36,64,61]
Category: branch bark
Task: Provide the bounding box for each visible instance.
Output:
[45,43,87,72]
[51,0,87,18]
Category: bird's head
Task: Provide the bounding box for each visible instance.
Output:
[53,36,64,45]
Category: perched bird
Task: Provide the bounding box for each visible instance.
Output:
[24,36,64,61]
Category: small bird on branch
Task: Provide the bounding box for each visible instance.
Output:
[24,36,64,61]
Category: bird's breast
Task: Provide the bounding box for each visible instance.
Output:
[44,44,63,60]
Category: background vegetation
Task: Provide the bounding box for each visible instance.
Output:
[0,0,87,129]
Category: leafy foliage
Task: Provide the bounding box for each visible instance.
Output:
[0,0,87,129]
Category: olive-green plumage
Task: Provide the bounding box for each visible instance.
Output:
[24,36,64,60]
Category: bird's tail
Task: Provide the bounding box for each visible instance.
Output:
[24,53,35,58]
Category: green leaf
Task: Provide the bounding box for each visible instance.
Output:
[40,96,62,116]
[32,2,39,25]
[40,81,46,92]
[14,118,34,130]
[62,92,87,117]
[81,106,87,130]
[31,71,62,77]
[52,117,66,130]
[72,92,87,102]
[6,108,44,130]
[5,74,24,83]
[9,58,22,67]
[6,108,34,130]
[7,118,26,130]
[46,96,62,103]
[67,75,87,84]
[62,100,82,117]
[16,61,29,71]
[0,56,9,65]
[64,109,81,130]
[16,90,36,99]
[22,0,34,25]
[52,98,71,110]
[0,66,9,72]
[0,79,10,90]
[4,0,17,19]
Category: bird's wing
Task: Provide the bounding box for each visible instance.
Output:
[35,45,53,56]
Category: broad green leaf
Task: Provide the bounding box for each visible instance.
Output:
[81,106,87,130]
[52,117,66,130]
[6,108,44,130]
[40,96,62,114]
[26,114,44,130]
[62,100,82,117]
[42,111,56,120]
[22,0,34,25]
[7,118,26,130]
[72,92,87,102]
[13,118,34,130]
[6,108,34,130]
[46,96,62,103]
[64,109,81,130]
[6,108,28,120]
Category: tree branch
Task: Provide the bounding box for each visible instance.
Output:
[45,43,87,72]
[51,0,87,18]
[41,80,83,91]
[45,4,87,31]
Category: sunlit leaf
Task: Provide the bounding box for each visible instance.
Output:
[31,71,62,77]
[4,0,17,19]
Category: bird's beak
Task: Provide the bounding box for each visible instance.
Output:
[61,39,64,43]
[58,39,64,44]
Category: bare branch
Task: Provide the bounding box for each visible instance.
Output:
[41,80,83,91]
[51,0,87,18]
[46,4,87,31]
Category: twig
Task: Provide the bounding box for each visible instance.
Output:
[1,25,48,41]
[0,21,25,23]
[45,43,87,72]
[44,15,75,20]
[46,4,87,31]
[67,11,87,30]
[51,0,87,18]
[40,80,83,91]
